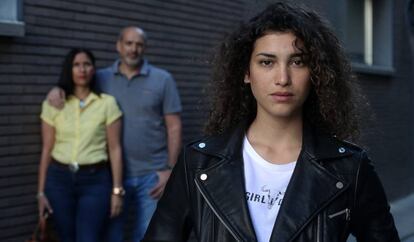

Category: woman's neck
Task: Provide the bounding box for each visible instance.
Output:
[246,112,303,164]
[74,86,91,100]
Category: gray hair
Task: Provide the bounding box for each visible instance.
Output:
[118,26,148,43]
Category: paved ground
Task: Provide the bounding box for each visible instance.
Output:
[391,193,414,241]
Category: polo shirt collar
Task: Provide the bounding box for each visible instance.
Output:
[139,59,150,76]
[111,59,150,76]
[83,92,99,105]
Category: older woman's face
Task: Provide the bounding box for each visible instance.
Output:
[245,31,311,120]
[72,52,95,87]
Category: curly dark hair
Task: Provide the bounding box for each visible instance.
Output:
[58,48,101,98]
[205,2,363,140]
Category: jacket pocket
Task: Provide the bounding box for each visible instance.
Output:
[328,208,351,241]
[328,208,351,221]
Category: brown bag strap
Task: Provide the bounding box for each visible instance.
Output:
[29,213,49,242]
[39,216,47,241]
[28,221,40,241]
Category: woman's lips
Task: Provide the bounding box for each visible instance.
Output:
[270,92,293,102]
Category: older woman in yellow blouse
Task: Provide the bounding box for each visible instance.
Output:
[37,48,123,242]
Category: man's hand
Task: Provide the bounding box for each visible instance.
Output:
[149,170,172,199]
[47,87,66,109]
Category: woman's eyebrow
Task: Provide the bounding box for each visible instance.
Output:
[255,52,304,58]
[255,53,276,58]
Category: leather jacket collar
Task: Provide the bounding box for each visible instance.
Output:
[190,122,355,241]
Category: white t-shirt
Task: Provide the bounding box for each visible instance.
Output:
[243,136,296,242]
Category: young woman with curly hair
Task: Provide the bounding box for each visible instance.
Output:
[143,2,399,242]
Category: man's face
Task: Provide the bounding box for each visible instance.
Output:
[116,29,145,68]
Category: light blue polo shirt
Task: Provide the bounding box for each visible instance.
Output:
[96,59,182,177]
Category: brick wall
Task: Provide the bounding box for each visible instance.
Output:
[0,0,243,240]
[1,0,413,241]
[357,0,414,199]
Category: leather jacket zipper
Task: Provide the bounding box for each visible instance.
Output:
[316,214,321,242]
[328,208,351,220]
[194,178,242,241]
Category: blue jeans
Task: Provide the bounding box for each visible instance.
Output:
[105,172,159,242]
[45,163,111,242]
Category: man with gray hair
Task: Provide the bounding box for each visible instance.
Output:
[100,26,182,242]
[48,26,182,242]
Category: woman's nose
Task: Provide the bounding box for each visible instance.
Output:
[275,65,290,86]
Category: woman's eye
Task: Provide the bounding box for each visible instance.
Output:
[291,59,305,67]
[260,60,273,66]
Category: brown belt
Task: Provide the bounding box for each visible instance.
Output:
[51,159,108,173]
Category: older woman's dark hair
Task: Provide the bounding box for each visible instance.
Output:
[205,2,364,140]
[58,48,100,98]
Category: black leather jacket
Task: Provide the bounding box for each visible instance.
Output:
[143,123,400,242]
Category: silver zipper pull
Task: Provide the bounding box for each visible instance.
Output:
[345,208,351,221]
[328,208,351,220]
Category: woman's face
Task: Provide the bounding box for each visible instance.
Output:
[72,52,95,87]
[245,31,311,121]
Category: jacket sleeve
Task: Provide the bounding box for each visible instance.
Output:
[351,151,400,242]
[142,148,193,242]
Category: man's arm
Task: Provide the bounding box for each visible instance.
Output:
[143,149,192,241]
[149,113,182,199]
[165,113,182,168]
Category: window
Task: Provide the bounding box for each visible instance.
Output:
[0,0,25,37]
[327,0,393,74]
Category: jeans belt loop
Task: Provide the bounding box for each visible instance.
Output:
[69,162,79,173]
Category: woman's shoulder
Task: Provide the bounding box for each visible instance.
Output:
[324,137,372,173]
[337,138,365,154]
[183,131,235,153]
[183,136,210,153]
[323,135,369,165]
[41,100,62,113]
[180,128,244,170]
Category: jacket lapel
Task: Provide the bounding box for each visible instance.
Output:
[192,124,257,241]
[269,151,349,241]
[269,124,352,242]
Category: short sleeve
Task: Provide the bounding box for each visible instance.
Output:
[163,74,182,115]
[40,101,58,127]
[105,95,122,125]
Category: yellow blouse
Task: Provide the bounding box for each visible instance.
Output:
[41,93,122,165]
